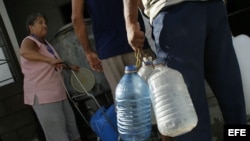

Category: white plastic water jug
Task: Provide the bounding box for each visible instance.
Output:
[148,59,198,137]
[137,56,156,125]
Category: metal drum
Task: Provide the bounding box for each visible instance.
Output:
[51,19,113,110]
[51,19,114,140]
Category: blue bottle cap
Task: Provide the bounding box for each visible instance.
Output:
[125,65,137,73]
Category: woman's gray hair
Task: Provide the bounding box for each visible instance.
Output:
[25,12,47,34]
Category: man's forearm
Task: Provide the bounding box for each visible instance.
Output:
[123,0,140,26]
[71,0,92,54]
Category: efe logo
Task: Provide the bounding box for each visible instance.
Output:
[228,129,246,136]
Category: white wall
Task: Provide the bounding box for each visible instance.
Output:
[3,0,70,44]
[0,0,20,62]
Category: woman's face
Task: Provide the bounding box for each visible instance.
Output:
[29,16,47,38]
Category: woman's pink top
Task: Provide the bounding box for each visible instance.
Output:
[20,36,67,105]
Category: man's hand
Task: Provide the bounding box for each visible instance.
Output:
[123,0,145,51]
[86,51,103,72]
[126,22,145,51]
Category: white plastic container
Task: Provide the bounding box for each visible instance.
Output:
[148,59,198,137]
[137,56,154,81]
[137,56,156,125]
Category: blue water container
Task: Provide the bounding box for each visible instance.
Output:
[115,65,152,141]
[90,104,118,141]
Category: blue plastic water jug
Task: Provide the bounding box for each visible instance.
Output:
[90,104,118,141]
[115,65,152,141]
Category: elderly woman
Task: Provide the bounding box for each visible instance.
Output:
[20,12,82,141]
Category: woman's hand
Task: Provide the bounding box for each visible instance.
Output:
[70,65,80,72]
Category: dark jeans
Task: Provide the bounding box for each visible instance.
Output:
[152,1,247,141]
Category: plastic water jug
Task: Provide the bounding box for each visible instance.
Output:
[137,56,156,125]
[115,65,152,141]
[137,56,154,81]
[90,104,118,141]
[148,58,198,137]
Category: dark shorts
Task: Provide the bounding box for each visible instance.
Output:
[152,1,247,140]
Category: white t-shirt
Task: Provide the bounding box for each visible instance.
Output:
[142,0,208,23]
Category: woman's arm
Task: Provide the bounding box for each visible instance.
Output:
[20,38,62,65]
